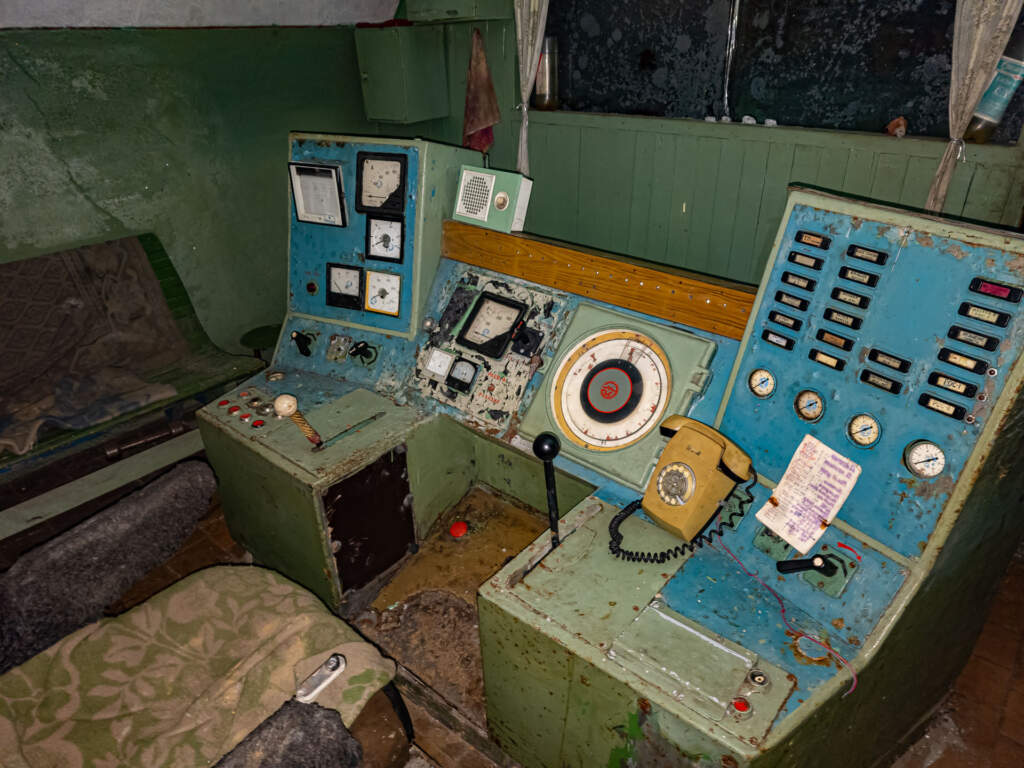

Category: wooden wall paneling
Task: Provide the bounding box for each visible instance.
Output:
[706,137,748,281]
[665,133,700,269]
[727,139,770,284]
[577,127,636,254]
[789,144,824,187]
[627,131,661,257]
[751,141,797,275]
[441,220,755,340]
[842,147,879,198]
[869,152,911,204]
[526,122,582,241]
[962,165,1013,223]
[636,132,677,262]
[942,163,976,218]
[686,136,727,275]
[999,166,1024,228]
[898,155,939,211]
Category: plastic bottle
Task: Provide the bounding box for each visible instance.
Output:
[964,23,1024,143]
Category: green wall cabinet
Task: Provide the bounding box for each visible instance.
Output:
[355,25,449,123]
[406,0,513,22]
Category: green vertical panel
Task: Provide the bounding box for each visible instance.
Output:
[899,155,940,210]
[665,134,700,268]
[525,122,581,241]
[483,20,519,171]
[643,133,679,263]
[707,139,747,279]
[627,132,660,257]
[789,144,823,187]
[999,166,1024,227]
[577,127,636,254]
[842,148,879,198]
[752,142,796,274]
[962,166,1013,222]
[942,162,976,217]
[683,136,726,274]
[815,147,851,193]
[869,152,910,204]
[726,139,770,283]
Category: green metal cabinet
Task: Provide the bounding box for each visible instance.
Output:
[355,25,449,123]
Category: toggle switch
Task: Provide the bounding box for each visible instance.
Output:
[776,554,838,577]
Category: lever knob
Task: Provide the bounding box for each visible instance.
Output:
[533,432,561,462]
[273,394,298,418]
[291,331,313,357]
[776,554,838,577]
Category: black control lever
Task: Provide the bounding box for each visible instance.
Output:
[776,554,838,577]
[533,432,562,549]
[291,331,313,357]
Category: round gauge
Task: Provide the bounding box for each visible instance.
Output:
[847,413,881,447]
[748,368,776,398]
[550,329,671,451]
[450,359,477,384]
[368,218,402,261]
[656,462,696,506]
[794,390,825,422]
[904,440,946,478]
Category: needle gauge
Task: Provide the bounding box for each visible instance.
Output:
[847,413,881,447]
[794,390,825,422]
[904,440,946,478]
[748,368,776,398]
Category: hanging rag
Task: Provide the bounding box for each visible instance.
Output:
[462,28,501,154]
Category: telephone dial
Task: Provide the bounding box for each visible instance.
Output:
[609,415,756,563]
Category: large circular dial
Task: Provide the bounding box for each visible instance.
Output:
[551,329,671,450]
[904,440,946,478]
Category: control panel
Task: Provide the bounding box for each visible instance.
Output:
[720,196,1024,558]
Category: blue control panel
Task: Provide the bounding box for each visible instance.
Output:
[720,198,1024,558]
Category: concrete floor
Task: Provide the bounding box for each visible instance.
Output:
[122,497,1024,767]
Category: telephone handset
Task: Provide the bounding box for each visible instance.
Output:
[609,415,756,564]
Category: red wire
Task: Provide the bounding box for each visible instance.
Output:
[715,539,859,697]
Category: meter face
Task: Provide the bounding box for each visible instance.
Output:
[463,299,521,345]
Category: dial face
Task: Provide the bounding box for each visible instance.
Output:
[329,266,361,297]
[368,218,402,261]
[748,368,776,398]
[848,413,881,447]
[463,299,522,345]
[364,271,401,316]
[361,158,403,209]
[424,348,455,380]
[794,390,825,422]
[451,359,477,383]
[656,462,696,506]
[551,329,671,451]
[904,440,946,478]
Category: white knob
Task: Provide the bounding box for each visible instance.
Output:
[274,394,298,417]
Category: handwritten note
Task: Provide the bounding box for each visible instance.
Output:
[755,435,861,554]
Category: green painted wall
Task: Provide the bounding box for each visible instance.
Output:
[0,23,518,352]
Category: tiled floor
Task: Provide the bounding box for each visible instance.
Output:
[115,499,1024,767]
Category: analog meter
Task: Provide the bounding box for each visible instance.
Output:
[364,271,401,316]
[356,152,407,214]
[748,368,776,398]
[794,390,825,422]
[904,440,946,478]
[367,217,403,262]
[848,413,881,447]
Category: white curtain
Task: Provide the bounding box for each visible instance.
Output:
[926,0,1023,212]
[514,0,551,176]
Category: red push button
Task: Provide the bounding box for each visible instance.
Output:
[252,419,265,428]
[239,391,250,397]
[239,413,251,422]
[228,406,240,414]
[218,399,230,407]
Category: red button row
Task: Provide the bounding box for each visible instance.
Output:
[218,398,264,428]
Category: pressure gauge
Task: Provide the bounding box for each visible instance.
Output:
[367,217,403,262]
[847,413,881,447]
[748,368,776,398]
[794,390,825,422]
[904,440,946,478]
[445,358,478,393]
[364,271,401,316]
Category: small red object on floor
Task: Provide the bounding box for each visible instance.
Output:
[449,521,469,538]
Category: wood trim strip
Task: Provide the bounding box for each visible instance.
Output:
[441,220,756,340]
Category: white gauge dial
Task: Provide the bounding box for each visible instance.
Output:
[424,348,455,380]
[450,360,477,383]
[365,271,401,316]
[368,218,402,260]
[848,413,881,447]
[361,158,403,209]
[551,329,671,451]
[656,462,696,506]
[329,266,361,297]
[904,440,946,478]
[794,390,824,422]
[748,368,776,398]
[464,299,521,345]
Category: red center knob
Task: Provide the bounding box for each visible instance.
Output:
[252,420,265,428]
[228,406,240,414]
[731,697,750,713]
[449,521,469,538]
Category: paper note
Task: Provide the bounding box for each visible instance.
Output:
[755,435,861,555]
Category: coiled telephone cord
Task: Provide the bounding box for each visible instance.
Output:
[607,473,757,564]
